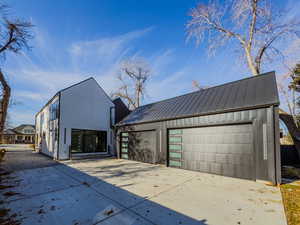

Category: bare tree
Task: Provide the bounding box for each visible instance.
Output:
[192,80,210,91]
[186,0,300,75]
[112,57,151,110]
[0,2,33,141]
[277,68,298,124]
[187,0,300,156]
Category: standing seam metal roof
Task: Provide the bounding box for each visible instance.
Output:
[118,71,279,126]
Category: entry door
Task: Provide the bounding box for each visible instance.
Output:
[168,124,255,180]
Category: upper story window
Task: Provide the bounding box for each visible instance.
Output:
[50,100,59,121]
[24,129,34,134]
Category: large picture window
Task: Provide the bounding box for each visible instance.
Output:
[71,129,107,154]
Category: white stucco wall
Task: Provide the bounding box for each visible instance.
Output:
[58,78,115,160]
[35,95,60,158]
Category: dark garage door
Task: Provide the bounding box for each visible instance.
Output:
[168,124,254,180]
[121,131,156,164]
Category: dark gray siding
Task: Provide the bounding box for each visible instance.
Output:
[117,106,281,184]
[127,130,157,164]
[179,124,254,180]
[113,98,130,124]
[119,72,279,126]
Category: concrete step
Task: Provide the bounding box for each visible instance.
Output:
[70,153,113,160]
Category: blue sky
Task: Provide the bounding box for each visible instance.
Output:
[3,0,300,126]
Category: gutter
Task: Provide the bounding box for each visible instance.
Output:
[116,103,280,127]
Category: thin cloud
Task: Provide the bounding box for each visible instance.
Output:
[3,26,156,125]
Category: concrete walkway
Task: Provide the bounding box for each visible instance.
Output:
[0,146,287,225]
[0,144,58,171]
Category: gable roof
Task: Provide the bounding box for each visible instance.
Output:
[14,124,35,133]
[118,71,279,126]
[4,129,17,135]
[36,77,112,116]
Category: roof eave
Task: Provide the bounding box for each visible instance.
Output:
[116,103,279,127]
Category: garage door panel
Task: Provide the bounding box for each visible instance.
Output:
[121,131,156,164]
[168,124,255,180]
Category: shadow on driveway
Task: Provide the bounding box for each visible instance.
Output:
[0,150,209,225]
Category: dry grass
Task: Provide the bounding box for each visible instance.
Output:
[281,182,300,225]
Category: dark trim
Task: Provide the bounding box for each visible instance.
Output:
[117,104,279,127]
[36,77,115,118]
[70,128,108,155]
[35,93,60,118]
[122,129,156,133]
[35,77,95,117]
[57,92,61,160]
[64,128,66,144]
[273,106,281,184]
[59,77,93,93]
[71,128,108,132]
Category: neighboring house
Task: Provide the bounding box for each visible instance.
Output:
[117,72,282,185]
[3,124,35,144]
[35,77,129,160]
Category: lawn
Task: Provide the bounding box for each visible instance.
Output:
[281,182,300,225]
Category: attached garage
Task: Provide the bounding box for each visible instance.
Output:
[168,125,254,180]
[121,130,156,164]
[117,72,281,184]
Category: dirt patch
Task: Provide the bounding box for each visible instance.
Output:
[0,171,11,177]
[0,208,21,225]
[3,191,20,197]
[82,181,90,187]
[0,208,10,217]
[103,208,114,216]
[281,182,300,225]
[37,209,45,214]
[0,184,14,190]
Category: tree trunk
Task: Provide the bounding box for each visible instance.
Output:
[0,70,11,143]
[244,48,259,76]
[279,109,300,159]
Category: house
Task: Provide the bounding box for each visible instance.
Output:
[3,124,35,144]
[117,72,282,185]
[35,77,129,160]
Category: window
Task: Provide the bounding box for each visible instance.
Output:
[54,128,58,141]
[64,128,66,144]
[71,129,107,154]
[49,100,59,121]
[40,113,44,133]
[169,129,182,135]
[168,129,183,168]
[24,129,33,134]
[169,136,182,143]
[169,144,182,151]
[110,107,115,127]
[121,132,129,159]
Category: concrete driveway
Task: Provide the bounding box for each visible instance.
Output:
[0,147,287,225]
